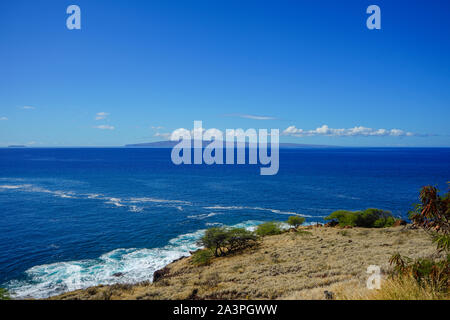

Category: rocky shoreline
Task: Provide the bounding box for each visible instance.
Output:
[48,223,438,300]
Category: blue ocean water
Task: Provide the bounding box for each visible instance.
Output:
[0,147,449,298]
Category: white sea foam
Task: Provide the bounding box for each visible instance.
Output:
[0,184,76,199]
[187,212,219,220]
[6,220,262,299]
[129,197,191,205]
[0,184,31,189]
[0,182,189,212]
[86,193,102,199]
[205,222,223,226]
[203,205,313,217]
[106,197,125,207]
[129,205,144,213]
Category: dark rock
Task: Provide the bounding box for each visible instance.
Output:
[172,255,188,263]
[324,221,338,227]
[324,290,335,300]
[112,272,124,277]
[188,288,199,300]
[393,219,407,227]
[153,267,170,282]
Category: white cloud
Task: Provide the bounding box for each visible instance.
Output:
[93,125,115,130]
[283,125,416,137]
[225,114,276,120]
[0,117,7,121]
[154,132,172,139]
[151,126,164,130]
[95,112,109,120]
[22,106,35,110]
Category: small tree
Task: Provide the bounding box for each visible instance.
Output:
[197,227,258,257]
[226,228,258,253]
[198,227,230,257]
[287,216,305,228]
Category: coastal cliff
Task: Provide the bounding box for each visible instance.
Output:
[49,225,441,300]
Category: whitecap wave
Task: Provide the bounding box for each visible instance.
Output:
[105,197,125,207]
[0,182,189,212]
[0,184,76,199]
[128,205,144,213]
[0,185,28,189]
[5,220,262,299]
[203,205,313,217]
[129,197,191,205]
[187,212,219,220]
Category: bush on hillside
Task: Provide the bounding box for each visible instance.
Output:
[389,253,449,293]
[324,208,397,228]
[0,288,10,300]
[191,249,214,266]
[255,222,283,236]
[287,216,306,228]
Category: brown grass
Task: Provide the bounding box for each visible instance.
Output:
[335,274,449,300]
[49,225,446,300]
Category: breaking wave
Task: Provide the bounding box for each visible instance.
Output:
[0,184,189,212]
[5,220,261,299]
[203,205,314,217]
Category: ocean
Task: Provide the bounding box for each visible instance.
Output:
[0,147,449,298]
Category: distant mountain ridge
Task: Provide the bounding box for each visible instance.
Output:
[125,140,337,148]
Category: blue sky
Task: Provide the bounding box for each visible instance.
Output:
[0,0,449,147]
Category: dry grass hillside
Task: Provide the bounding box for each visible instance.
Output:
[50,225,444,300]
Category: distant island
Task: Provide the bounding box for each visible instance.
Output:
[7,145,26,148]
[125,140,337,148]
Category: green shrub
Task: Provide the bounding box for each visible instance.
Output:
[191,249,214,266]
[324,210,359,227]
[324,208,396,228]
[374,216,396,228]
[287,216,305,228]
[389,253,449,293]
[255,222,282,236]
[0,288,10,300]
